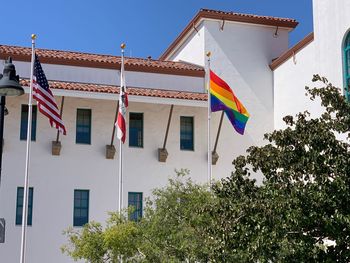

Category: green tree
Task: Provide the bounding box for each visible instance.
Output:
[209,75,350,262]
[61,213,142,262]
[62,169,215,262]
[139,169,216,262]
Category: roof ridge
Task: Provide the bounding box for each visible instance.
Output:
[0,44,205,76]
[0,44,203,66]
[0,44,118,57]
[199,8,297,22]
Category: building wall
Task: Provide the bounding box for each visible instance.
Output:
[0,90,244,262]
[170,23,206,67]
[204,20,290,151]
[313,0,350,88]
[273,0,350,130]
[168,19,291,167]
[273,42,317,129]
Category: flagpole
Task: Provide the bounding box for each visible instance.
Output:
[206,51,212,186]
[20,34,36,263]
[118,43,126,214]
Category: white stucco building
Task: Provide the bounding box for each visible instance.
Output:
[0,0,349,262]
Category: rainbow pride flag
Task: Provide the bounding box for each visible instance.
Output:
[210,70,250,135]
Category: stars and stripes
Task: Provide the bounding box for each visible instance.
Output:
[116,54,128,143]
[32,54,67,135]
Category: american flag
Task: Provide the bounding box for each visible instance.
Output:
[33,55,67,135]
[116,55,128,143]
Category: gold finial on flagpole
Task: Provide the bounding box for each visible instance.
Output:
[121,43,126,49]
[31,34,37,40]
[206,51,211,57]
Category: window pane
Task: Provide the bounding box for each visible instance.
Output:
[344,34,350,101]
[16,187,33,225]
[128,192,143,221]
[80,209,88,217]
[81,191,88,200]
[73,190,89,227]
[74,199,81,207]
[20,105,37,141]
[346,35,350,48]
[81,199,88,207]
[346,50,350,76]
[129,113,143,147]
[76,109,91,144]
[180,116,194,150]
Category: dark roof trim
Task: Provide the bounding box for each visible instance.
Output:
[270,32,314,70]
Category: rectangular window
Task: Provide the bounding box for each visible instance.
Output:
[76,109,91,144]
[73,190,89,227]
[180,116,194,151]
[128,192,143,221]
[20,105,37,141]
[16,187,33,225]
[129,113,143,147]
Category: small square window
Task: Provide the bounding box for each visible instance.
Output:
[128,192,143,221]
[76,109,91,144]
[16,187,34,225]
[180,116,194,151]
[73,190,89,227]
[20,105,37,141]
[129,113,143,147]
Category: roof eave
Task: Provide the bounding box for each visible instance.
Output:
[269,32,314,70]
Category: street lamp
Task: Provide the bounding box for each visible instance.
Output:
[0,57,24,186]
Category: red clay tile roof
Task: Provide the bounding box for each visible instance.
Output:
[269,32,314,70]
[160,8,298,60]
[199,9,298,26]
[20,79,207,101]
[0,45,204,77]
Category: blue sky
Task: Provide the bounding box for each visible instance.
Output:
[2,0,313,59]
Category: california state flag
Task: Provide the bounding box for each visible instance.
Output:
[116,55,128,143]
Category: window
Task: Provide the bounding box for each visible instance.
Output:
[129,113,143,147]
[73,190,89,227]
[343,32,350,99]
[76,109,91,144]
[16,187,33,225]
[20,105,37,141]
[128,192,143,221]
[180,116,194,150]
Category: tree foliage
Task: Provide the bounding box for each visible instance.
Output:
[63,76,350,262]
[62,169,216,262]
[62,213,142,262]
[209,75,350,262]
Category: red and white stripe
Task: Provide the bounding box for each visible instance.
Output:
[32,77,67,135]
[116,54,128,143]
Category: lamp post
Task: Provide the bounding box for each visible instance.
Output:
[0,57,24,186]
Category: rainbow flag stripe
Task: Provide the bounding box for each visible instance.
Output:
[210,70,250,135]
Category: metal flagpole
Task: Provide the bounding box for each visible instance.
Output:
[206,51,212,185]
[20,33,36,263]
[117,43,126,263]
[118,44,126,214]
[118,137,123,213]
